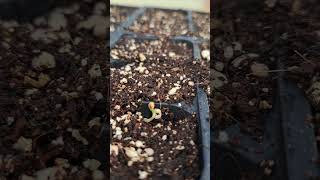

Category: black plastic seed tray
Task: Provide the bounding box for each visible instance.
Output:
[213,43,320,180]
[110,6,210,180]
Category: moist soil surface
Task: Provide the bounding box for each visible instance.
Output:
[127,9,189,37]
[0,1,108,179]
[111,36,210,104]
[213,0,320,179]
[212,2,278,140]
[110,108,200,180]
[192,12,210,40]
[110,6,136,32]
[110,7,209,180]
[110,37,209,180]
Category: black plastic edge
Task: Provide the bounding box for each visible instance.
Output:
[110,7,145,48]
[212,49,320,179]
[195,86,210,180]
[140,87,210,180]
[187,10,194,33]
[278,62,320,180]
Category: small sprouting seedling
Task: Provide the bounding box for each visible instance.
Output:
[143,102,162,123]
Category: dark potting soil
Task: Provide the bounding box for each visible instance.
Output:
[110,108,200,180]
[212,9,277,140]
[213,0,320,179]
[126,9,189,36]
[110,6,136,32]
[111,36,210,104]
[110,37,208,179]
[192,12,210,41]
[279,14,320,155]
[255,0,320,162]
[111,7,209,179]
[111,36,192,62]
[0,1,107,179]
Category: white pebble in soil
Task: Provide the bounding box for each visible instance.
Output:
[114,105,120,110]
[48,11,67,30]
[201,49,210,60]
[21,174,35,180]
[92,170,105,180]
[214,61,224,71]
[251,62,269,77]
[88,117,101,128]
[114,127,123,140]
[73,37,82,45]
[125,147,139,159]
[144,148,154,156]
[71,129,88,145]
[81,58,88,66]
[83,159,101,171]
[188,81,195,86]
[259,100,272,110]
[168,87,179,95]
[88,64,102,78]
[189,140,195,146]
[308,81,320,110]
[176,145,185,150]
[7,116,15,125]
[223,46,234,59]
[13,136,32,152]
[110,144,119,156]
[139,53,146,62]
[218,131,229,143]
[32,52,56,70]
[162,135,167,141]
[77,15,108,37]
[125,65,131,72]
[232,42,242,51]
[147,157,154,162]
[94,92,104,101]
[265,0,277,8]
[51,136,64,146]
[135,140,145,148]
[212,69,228,89]
[138,170,148,179]
[169,52,176,58]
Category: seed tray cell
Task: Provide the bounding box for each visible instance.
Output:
[192,12,210,40]
[213,49,320,180]
[212,1,320,179]
[110,6,210,180]
[110,6,136,32]
[126,8,189,37]
[111,36,193,64]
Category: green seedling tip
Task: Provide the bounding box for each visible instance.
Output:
[144,102,161,122]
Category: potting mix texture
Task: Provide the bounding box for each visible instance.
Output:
[110,6,209,180]
[0,1,108,179]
